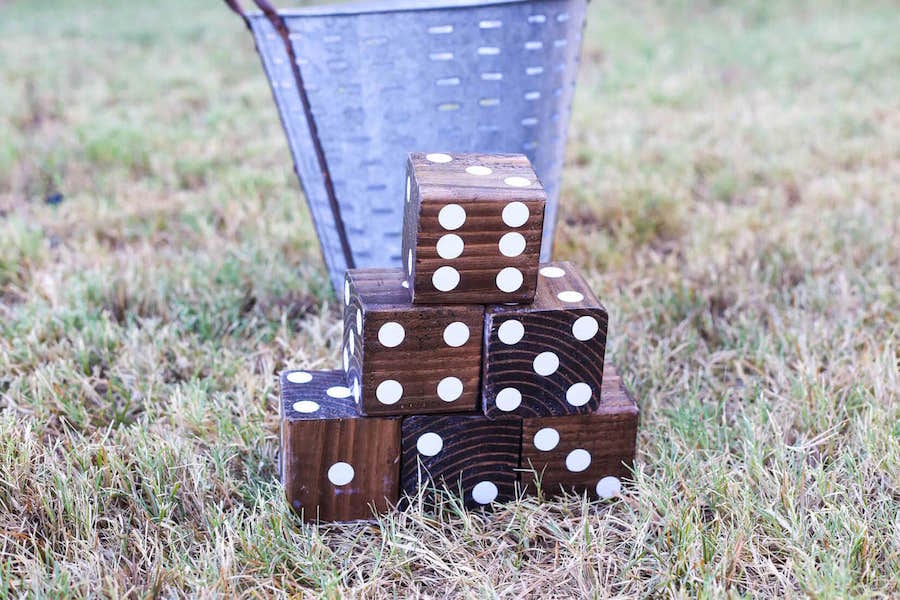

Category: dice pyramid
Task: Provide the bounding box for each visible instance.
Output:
[280,153,639,521]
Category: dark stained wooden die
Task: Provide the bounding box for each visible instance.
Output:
[401,414,521,508]
[343,268,484,416]
[401,152,546,305]
[280,369,400,522]
[482,261,609,418]
[520,365,638,499]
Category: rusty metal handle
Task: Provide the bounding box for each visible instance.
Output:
[223,0,282,25]
[221,0,355,271]
[222,0,246,18]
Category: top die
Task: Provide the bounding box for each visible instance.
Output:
[401,152,546,305]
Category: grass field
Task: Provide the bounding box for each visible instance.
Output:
[1,0,898,596]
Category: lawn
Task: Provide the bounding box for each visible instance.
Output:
[1,0,898,596]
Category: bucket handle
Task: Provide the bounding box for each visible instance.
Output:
[223,0,356,272]
[223,0,280,24]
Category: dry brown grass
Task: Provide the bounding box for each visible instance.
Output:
[1,0,898,597]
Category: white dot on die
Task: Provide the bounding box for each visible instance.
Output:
[533,351,559,376]
[356,308,362,333]
[443,321,471,347]
[496,267,524,293]
[405,175,411,203]
[342,347,349,372]
[344,280,350,305]
[437,377,463,402]
[286,371,312,384]
[497,319,524,345]
[401,280,409,289]
[498,232,526,257]
[495,387,522,412]
[540,266,566,278]
[502,201,530,227]
[572,315,599,341]
[596,476,622,499]
[465,165,492,176]
[558,290,585,303]
[378,322,405,347]
[352,377,360,404]
[407,249,413,274]
[565,449,591,472]
[426,153,453,163]
[326,386,351,399]
[292,400,320,413]
[504,176,531,188]
[376,380,403,405]
[566,382,592,406]
[432,266,460,291]
[436,234,464,259]
[327,462,354,486]
[416,432,444,456]
[533,427,560,451]
[472,480,498,505]
[438,204,466,230]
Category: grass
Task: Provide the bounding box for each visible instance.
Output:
[1,0,898,596]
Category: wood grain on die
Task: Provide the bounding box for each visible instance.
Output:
[402,152,546,305]
[401,414,521,508]
[520,365,638,499]
[280,370,400,522]
[482,261,608,418]
[344,269,483,416]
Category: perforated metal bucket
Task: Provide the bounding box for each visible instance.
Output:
[228,0,589,293]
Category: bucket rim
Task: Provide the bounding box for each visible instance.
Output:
[245,0,567,19]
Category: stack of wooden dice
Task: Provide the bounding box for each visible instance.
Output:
[280,153,639,522]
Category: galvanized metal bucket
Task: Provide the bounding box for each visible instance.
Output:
[226,0,589,293]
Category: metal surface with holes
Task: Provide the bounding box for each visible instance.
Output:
[246,0,588,293]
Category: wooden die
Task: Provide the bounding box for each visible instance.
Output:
[520,365,638,499]
[343,268,483,416]
[482,261,609,418]
[401,152,545,304]
[280,369,400,522]
[401,414,521,508]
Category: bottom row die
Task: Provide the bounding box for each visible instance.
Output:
[520,365,638,499]
[281,370,400,522]
[401,415,520,508]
